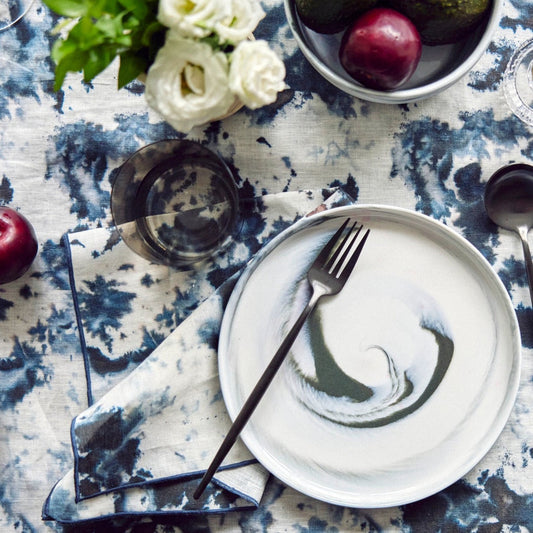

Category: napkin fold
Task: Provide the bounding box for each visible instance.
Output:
[43,187,354,524]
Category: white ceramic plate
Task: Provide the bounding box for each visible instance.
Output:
[218,205,521,508]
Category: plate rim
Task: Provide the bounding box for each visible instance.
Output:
[218,204,521,507]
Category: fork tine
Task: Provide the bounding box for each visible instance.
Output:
[311,217,350,268]
[329,222,363,276]
[320,219,358,272]
[337,228,371,283]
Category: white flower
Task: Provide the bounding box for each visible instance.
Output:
[214,0,265,44]
[229,39,286,109]
[157,0,230,39]
[145,31,235,132]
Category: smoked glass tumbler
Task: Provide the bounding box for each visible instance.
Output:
[111,139,240,268]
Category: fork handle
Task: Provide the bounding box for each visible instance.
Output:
[194,286,326,499]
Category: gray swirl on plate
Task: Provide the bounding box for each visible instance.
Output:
[285,275,454,428]
[225,216,514,503]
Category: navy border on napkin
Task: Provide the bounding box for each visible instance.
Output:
[43,188,354,524]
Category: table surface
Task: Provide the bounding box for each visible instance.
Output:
[1,1,532,532]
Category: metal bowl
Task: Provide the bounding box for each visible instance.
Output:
[283,0,502,104]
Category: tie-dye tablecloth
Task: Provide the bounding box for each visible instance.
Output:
[1,1,533,532]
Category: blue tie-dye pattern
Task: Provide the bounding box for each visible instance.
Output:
[391,112,530,219]
[328,176,359,203]
[155,306,175,329]
[0,296,14,320]
[468,41,514,93]
[471,0,533,91]
[501,0,533,32]
[74,406,145,496]
[390,112,533,346]
[0,176,14,202]
[401,475,533,531]
[132,328,167,358]
[499,257,530,293]
[0,338,50,408]
[78,275,136,349]
[40,239,71,291]
[140,273,155,287]
[43,306,80,355]
[0,0,531,530]
[0,53,39,122]
[43,116,176,225]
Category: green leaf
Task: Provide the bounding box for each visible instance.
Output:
[85,0,110,18]
[141,20,164,47]
[122,14,142,34]
[200,32,222,51]
[118,0,149,20]
[51,36,78,63]
[118,51,148,88]
[46,0,160,91]
[68,16,106,49]
[84,47,115,81]
[94,12,124,39]
[42,0,89,18]
[54,50,89,90]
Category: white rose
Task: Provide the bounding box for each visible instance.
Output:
[145,31,235,133]
[214,0,265,44]
[229,40,286,109]
[157,0,230,38]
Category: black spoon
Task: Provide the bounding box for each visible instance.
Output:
[484,163,533,304]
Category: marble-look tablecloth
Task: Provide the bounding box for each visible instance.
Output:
[1,1,532,531]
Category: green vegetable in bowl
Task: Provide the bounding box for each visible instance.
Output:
[384,0,492,45]
[295,0,379,34]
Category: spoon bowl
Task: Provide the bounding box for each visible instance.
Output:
[484,163,533,303]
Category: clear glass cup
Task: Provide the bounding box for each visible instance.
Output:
[0,0,34,32]
[503,39,533,126]
[111,139,240,268]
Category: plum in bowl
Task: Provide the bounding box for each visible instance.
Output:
[283,0,502,104]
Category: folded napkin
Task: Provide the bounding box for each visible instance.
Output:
[43,188,354,524]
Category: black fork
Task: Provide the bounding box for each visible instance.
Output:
[194,218,370,499]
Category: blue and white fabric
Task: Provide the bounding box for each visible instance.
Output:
[43,189,353,523]
[1,0,533,531]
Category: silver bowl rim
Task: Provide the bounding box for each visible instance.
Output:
[283,0,503,104]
